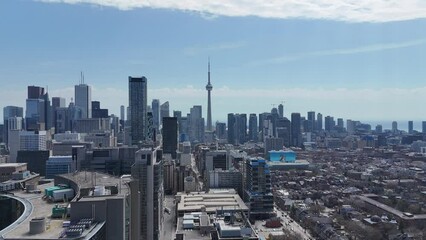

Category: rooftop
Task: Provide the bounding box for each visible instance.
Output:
[176,191,248,214]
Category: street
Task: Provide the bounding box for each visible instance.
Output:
[161,195,176,240]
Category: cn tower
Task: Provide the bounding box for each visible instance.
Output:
[206,59,213,131]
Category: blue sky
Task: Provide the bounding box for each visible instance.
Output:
[1,0,426,127]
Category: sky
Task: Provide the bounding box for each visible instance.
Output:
[1,0,426,128]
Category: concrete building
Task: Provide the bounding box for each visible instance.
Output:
[204,150,230,174]
[160,101,170,125]
[75,82,92,119]
[129,76,148,145]
[189,105,205,143]
[151,99,160,131]
[73,118,110,133]
[131,147,163,240]
[20,130,47,151]
[84,131,117,148]
[0,163,28,182]
[3,106,23,147]
[175,190,257,240]
[0,171,136,240]
[206,169,243,197]
[264,137,284,157]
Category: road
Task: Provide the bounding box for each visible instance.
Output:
[190,154,203,191]
[253,206,313,240]
[276,206,313,240]
[161,195,176,240]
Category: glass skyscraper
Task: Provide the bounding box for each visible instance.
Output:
[129,76,147,145]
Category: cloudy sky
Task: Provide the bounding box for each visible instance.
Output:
[1,0,426,128]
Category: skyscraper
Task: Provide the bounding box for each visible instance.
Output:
[392,121,398,133]
[307,111,315,132]
[291,113,301,147]
[248,113,258,142]
[423,121,426,134]
[408,121,414,134]
[131,147,164,240]
[189,105,204,143]
[227,113,235,144]
[317,112,323,131]
[25,86,47,131]
[129,76,148,145]
[152,99,160,131]
[278,104,284,118]
[162,117,178,159]
[234,114,247,144]
[74,79,92,119]
[3,106,23,147]
[324,116,335,132]
[206,60,213,131]
[160,101,170,124]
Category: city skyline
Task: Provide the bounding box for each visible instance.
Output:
[1,0,426,122]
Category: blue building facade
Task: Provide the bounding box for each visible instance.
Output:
[269,150,296,163]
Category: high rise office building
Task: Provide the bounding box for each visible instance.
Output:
[131,147,164,240]
[337,118,344,129]
[129,76,148,145]
[235,114,247,144]
[120,105,125,122]
[91,101,109,118]
[52,97,65,132]
[227,113,235,144]
[423,121,426,134]
[189,105,204,143]
[307,111,315,132]
[160,101,170,124]
[51,97,65,110]
[3,106,23,147]
[74,81,92,119]
[162,117,178,159]
[275,117,291,147]
[408,121,414,134]
[291,113,301,147]
[206,60,213,131]
[278,104,284,118]
[392,121,398,133]
[152,99,160,131]
[25,86,50,131]
[324,116,335,132]
[248,113,258,142]
[215,122,226,140]
[316,112,323,131]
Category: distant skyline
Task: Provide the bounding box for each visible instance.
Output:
[1,0,426,123]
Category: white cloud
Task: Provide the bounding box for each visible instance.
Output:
[2,86,426,123]
[37,0,426,22]
[252,39,426,65]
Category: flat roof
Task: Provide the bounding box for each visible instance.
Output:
[176,192,248,213]
[1,182,71,239]
[0,163,27,168]
[57,171,130,195]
